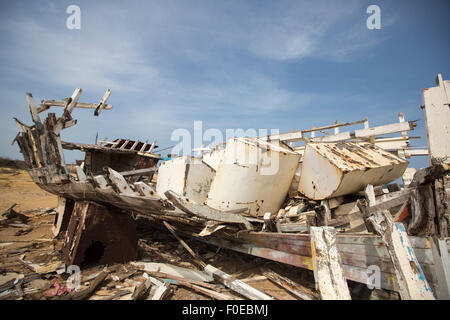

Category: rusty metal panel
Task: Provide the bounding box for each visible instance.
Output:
[62,201,137,267]
[298,142,409,200]
[206,138,301,216]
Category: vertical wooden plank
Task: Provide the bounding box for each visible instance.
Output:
[367,210,435,300]
[431,238,450,299]
[310,226,351,300]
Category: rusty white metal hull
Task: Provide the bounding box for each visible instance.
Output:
[156,156,214,204]
[298,142,409,200]
[206,138,301,216]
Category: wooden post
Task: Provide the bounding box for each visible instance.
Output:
[365,209,435,300]
[310,226,351,300]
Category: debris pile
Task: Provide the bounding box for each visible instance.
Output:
[3,74,450,300]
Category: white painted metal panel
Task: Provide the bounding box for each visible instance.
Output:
[206,138,301,216]
[422,75,450,163]
[298,142,409,200]
[156,156,215,203]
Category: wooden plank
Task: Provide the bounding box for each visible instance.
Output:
[262,269,319,300]
[366,209,435,300]
[26,93,42,126]
[38,100,112,113]
[165,190,253,230]
[119,140,130,150]
[129,140,139,151]
[131,262,213,283]
[59,271,108,300]
[131,279,152,300]
[310,226,351,300]
[163,221,207,268]
[204,264,274,300]
[120,167,157,177]
[94,89,111,116]
[172,279,240,300]
[354,121,415,138]
[107,168,138,196]
[430,239,450,299]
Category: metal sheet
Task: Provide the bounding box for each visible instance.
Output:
[298,142,409,200]
[206,138,301,216]
[156,156,215,204]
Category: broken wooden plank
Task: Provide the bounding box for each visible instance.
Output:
[120,167,157,177]
[94,89,111,116]
[130,262,213,283]
[59,271,108,300]
[143,271,219,291]
[38,100,112,113]
[107,167,138,195]
[431,239,450,299]
[165,190,253,230]
[310,226,351,300]
[365,208,435,300]
[262,269,319,300]
[163,221,208,268]
[204,264,274,300]
[131,279,152,300]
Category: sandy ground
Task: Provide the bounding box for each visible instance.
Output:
[0,167,57,212]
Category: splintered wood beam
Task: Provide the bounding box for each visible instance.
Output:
[310,226,351,300]
[261,269,319,300]
[354,121,416,138]
[364,206,435,300]
[107,167,138,196]
[55,88,82,134]
[204,264,274,300]
[164,190,253,230]
[163,221,207,269]
[38,101,112,113]
[120,167,157,177]
[94,89,111,116]
[26,93,42,126]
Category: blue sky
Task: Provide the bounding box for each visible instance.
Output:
[0,0,449,169]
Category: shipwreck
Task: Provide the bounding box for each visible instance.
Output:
[11,74,450,300]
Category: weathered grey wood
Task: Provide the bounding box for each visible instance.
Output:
[75,166,87,181]
[38,100,112,113]
[163,221,207,268]
[120,167,157,177]
[310,226,351,300]
[94,89,111,116]
[165,190,253,230]
[131,279,152,300]
[26,93,42,126]
[408,184,436,236]
[55,88,82,134]
[59,271,108,300]
[204,264,274,300]
[107,168,138,196]
[262,269,319,300]
[431,239,450,299]
[367,210,435,300]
